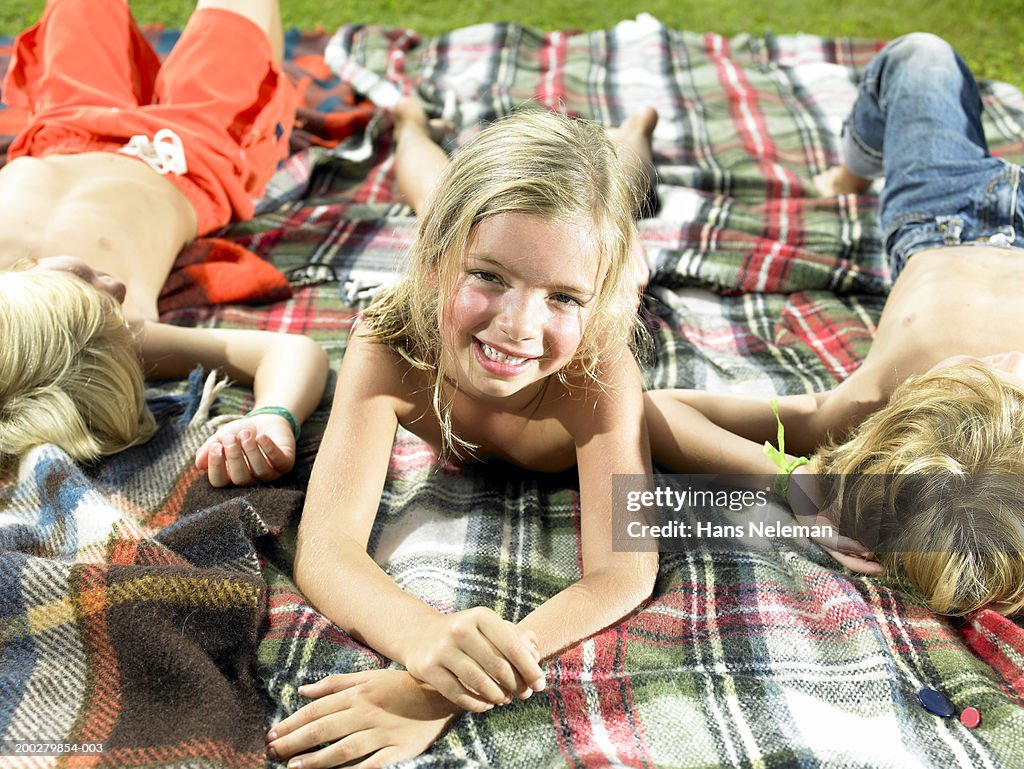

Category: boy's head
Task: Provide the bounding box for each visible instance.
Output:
[816,362,1024,615]
[0,266,155,465]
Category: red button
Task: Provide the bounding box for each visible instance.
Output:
[959,707,981,729]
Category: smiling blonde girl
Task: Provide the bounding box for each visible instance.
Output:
[267,105,659,768]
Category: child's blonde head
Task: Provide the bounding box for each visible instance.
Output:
[364,107,647,454]
[815,363,1024,615]
[0,270,156,465]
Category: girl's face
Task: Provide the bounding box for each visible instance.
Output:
[443,212,603,405]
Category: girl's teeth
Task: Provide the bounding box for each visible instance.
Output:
[481,342,527,365]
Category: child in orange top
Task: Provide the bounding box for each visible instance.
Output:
[0,0,327,486]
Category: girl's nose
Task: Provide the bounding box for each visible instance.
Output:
[497,292,543,341]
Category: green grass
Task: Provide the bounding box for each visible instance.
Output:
[2,1,1022,88]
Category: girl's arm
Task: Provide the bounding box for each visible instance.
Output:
[292,333,543,710]
[517,352,659,658]
[267,334,544,764]
[138,321,328,485]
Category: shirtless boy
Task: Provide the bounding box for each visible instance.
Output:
[646,33,1024,615]
[0,0,328,486]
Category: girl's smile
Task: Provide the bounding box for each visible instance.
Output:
[443,212,602,405]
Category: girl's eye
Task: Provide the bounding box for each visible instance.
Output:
[469,270,501,284]
[551,293,582,307]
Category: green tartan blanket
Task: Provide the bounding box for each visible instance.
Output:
[3,14,1024,769]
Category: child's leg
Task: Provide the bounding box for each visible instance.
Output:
[817,34,989,198]
[193,0,283,62]
[2,0,160,114]
[607,106,659,217]
[842,33,1011,273]
[393,97,456,214]
[608,107,659,289]
[148,0,296,230]
[843,34,989,181]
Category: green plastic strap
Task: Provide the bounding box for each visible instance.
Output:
[246,406,300,439]
[763,400,809,498]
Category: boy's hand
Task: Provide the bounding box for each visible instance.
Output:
[403,607,546,712]
[266,669,459,768]
[788,466,884,576]
[194,413,296,487]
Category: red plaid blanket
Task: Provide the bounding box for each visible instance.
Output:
[3,16,1024,769]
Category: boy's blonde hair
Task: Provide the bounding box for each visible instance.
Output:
[362,107,647,455]
[0,270,156,465]
[815,363,1024,616]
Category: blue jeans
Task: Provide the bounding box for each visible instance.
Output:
[842,33,1024,278]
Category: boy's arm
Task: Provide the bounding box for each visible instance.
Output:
[646,383,884,577]
[139,321,328,485]
[517,352,659,659]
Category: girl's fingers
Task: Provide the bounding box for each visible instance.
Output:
[266,693,354,755]
[278,730,377,769]
[296,673,363,701]
[477,616,545,692]
[424,667,493,712]
[449,634,519,700]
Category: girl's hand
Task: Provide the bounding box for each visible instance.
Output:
[194,413,296,487]
[403,607,546,712]
[265,669,459,769]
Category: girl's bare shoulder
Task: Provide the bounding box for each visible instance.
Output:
[339,331,433,409]
[551,347,645,427]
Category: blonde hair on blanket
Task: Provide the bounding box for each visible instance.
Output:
[0,270,156,464]
[814,363,1024,616]
[362,107,647,457]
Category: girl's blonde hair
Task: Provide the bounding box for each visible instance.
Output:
[815,363,1024,616]
[362,107,648,456]
[0,270,156,465]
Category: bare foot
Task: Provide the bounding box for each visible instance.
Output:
[607,107,659,183]
[608,108,659,292]
[608,106,659,219]
[813,164,873,196]
[393,96,456,146]
[608,105,659,143]
[393,96,458,212]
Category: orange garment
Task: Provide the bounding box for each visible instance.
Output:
[2,0,297,236]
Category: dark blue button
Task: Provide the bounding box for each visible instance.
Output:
[918,688,955,718]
